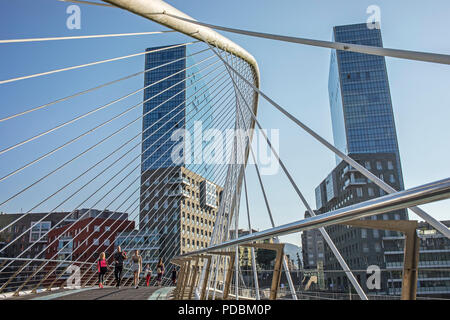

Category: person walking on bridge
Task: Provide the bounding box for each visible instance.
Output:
[171,268,177,285]
[156,258,164,286]
[113,246,127,288]
[97,252,108,289]
[131,250,142,289]
[144,264,152,287]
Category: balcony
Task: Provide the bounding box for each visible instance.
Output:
[343,177,367,190]
[342,165,358,177]
[167,186,190,197]
[167,176,190,185]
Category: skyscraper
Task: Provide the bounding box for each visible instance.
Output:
[328,23,404,189]
[314,23,408,293]
[138,45,222,271]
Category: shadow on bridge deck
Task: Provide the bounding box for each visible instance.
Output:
[6,286,175,300]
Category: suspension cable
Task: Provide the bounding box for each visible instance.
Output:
[0,46,208,123]
[0,56,220,234]
[0,41,199,85]
[0,30,175,44]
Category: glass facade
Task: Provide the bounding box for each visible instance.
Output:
[141,45,219,184]
[329,24,402,184]
[314,24,409,292]
[142,45,186,171]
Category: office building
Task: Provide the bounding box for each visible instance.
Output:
[139,45,224,271]
[301,211,325,270]
[315,23,408,293]
[384,221,450,298]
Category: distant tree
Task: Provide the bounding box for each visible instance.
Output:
[255,249,276,270]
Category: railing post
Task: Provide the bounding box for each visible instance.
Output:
[401,225,420,300]
[171,258,185,299]
[180,259,192,300]
[189,256,200,299]
[223,254,235,300]
[240,243,285,300]
[200,255,212,300]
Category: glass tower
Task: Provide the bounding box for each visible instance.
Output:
[328,23,404,189]
[142,45,186,172]
[141,45,219,184]
[139,45,223,267]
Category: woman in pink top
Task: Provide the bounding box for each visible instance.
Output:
[97,252,108,288]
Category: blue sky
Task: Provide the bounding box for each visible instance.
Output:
[0,0,449,247]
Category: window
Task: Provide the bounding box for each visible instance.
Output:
[105,226,110,232]
[30,221,51,243]
[361,229,367,239]
[389,174,395,183]
[94,226,100,232]
[368,187,375,197]
[362,243,369,253]
[375,242,381,252]
[356,188,363,197]
[376,161,382,170]
[93,239,99,246]
[387,161,394,170]
[104,239,110,246]
[364,161,371,170]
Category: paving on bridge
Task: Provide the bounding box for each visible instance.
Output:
[6,286,174,300]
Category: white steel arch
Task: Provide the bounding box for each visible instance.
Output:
[101,0,262,299]
[101,0,260,94]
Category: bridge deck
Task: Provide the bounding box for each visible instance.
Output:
[6,286,174,300]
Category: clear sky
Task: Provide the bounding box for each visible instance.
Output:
[0,0,449,247]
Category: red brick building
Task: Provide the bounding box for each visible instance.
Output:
[46,211,135,263]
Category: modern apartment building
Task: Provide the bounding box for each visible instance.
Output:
[383,221,450,298]
[45,210,134,263]
[301,211,325,270]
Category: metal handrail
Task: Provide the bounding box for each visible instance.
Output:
[178,177,450,257]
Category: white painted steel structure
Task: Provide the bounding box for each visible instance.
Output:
[0,0,449,301]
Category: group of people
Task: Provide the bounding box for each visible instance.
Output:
[96,246,176,289]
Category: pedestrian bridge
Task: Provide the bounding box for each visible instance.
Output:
[1,0,450,301]
[4,286,173,300]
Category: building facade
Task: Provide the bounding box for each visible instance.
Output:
[0,211,71,260]
[45,210,134,263]
[139,45,224,271]
[383,221,450,298]
[301,211,325,270]
[315,23,408,293]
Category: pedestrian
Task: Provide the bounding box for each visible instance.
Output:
[131,250,142,289]
[98,252,108,289]
[114,246,127,288]
[171,268,177,285]
[145,264,152,287]
[156,258,164,286]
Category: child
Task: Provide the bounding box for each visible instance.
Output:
[97,252,108,288]
[145,264,152,287]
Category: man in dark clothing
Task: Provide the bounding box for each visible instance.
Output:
[171,269,177,285]
[114,246,127,288]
